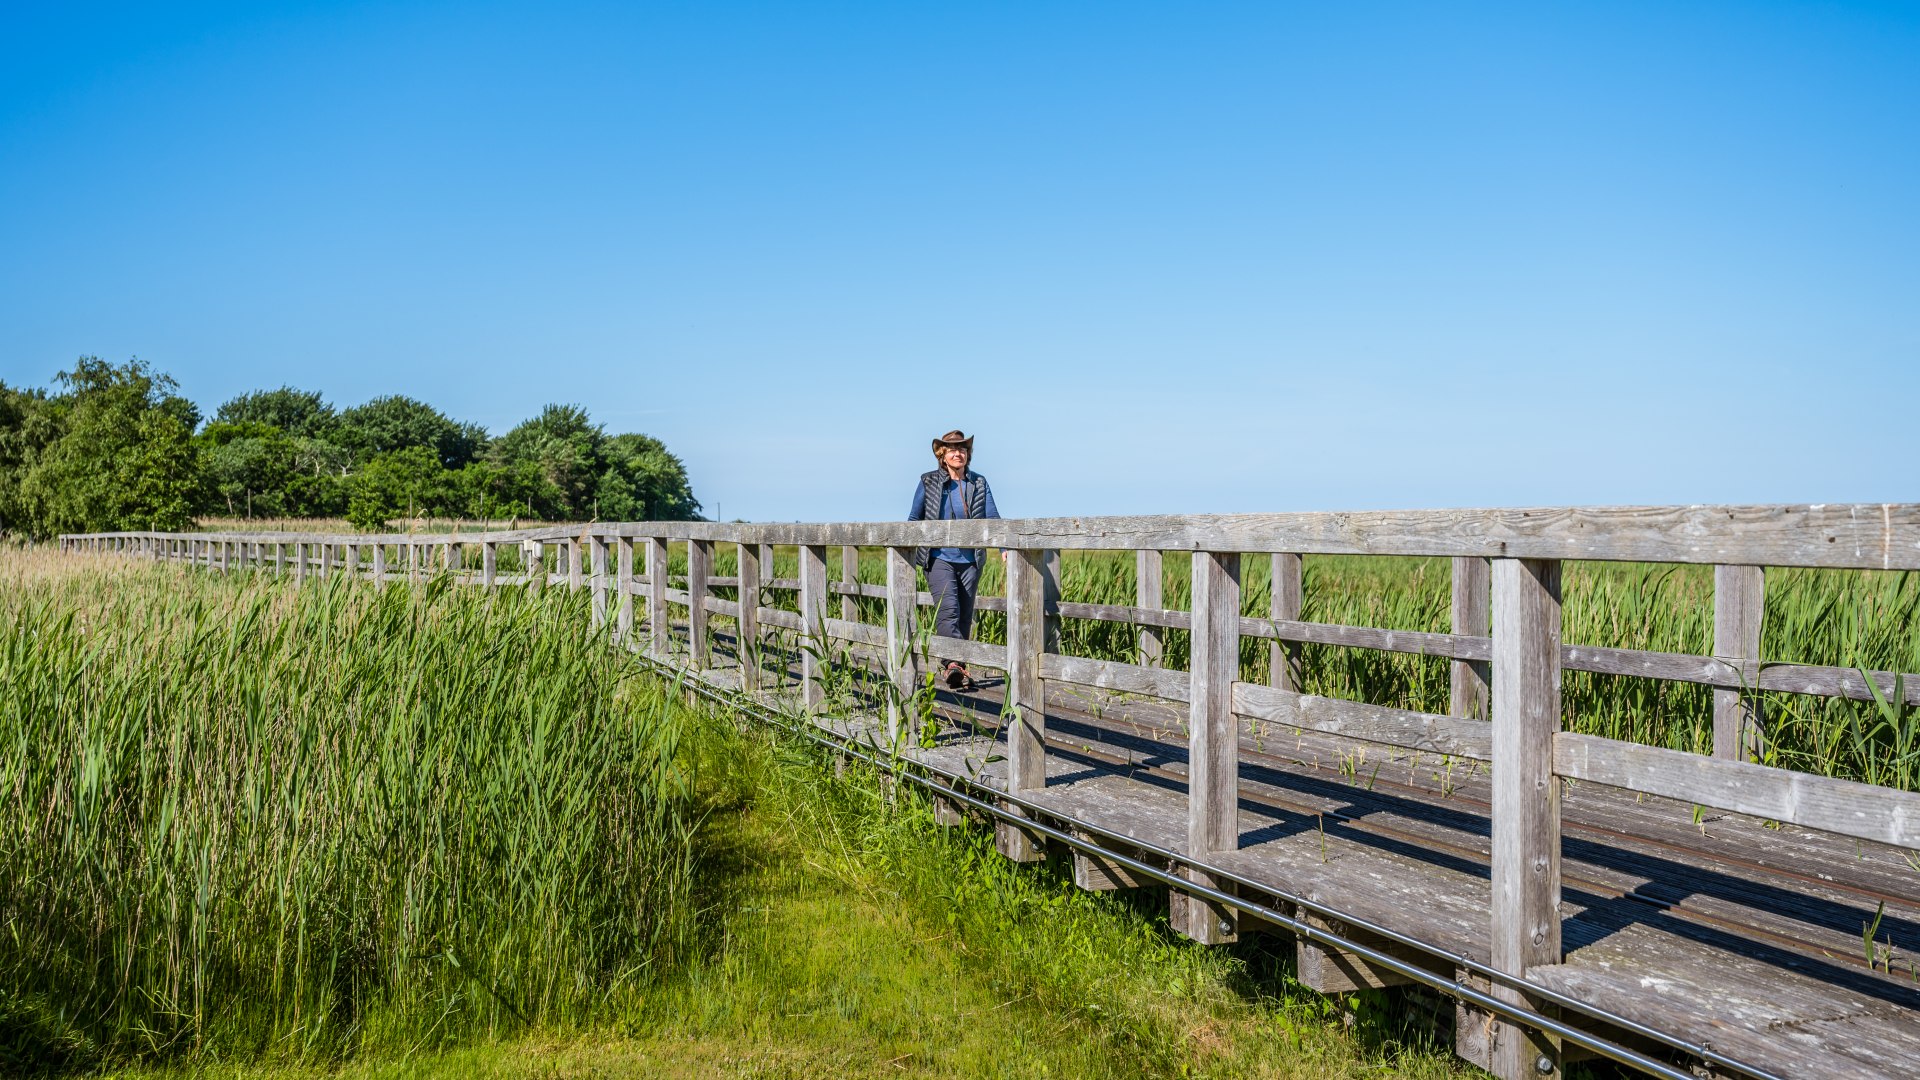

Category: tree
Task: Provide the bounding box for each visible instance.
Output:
[15,358,202,535]
[197,421,299,517]
[597,432,700,520]
[213,386,336,438]
[334,396,486,468]
[345,446,449,530]
[0,383,55,534]
[489,404,601,518]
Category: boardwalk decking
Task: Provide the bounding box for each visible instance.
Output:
[65,503,1920,1079]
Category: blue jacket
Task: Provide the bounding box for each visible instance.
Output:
[907,469,999,566]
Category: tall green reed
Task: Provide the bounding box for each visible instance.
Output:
[1,558,696,1069]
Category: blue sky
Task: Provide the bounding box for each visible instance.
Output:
[2,2,1915,521]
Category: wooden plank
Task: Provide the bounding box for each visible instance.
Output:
[736,541,760,691]
[1451,556,1491,720]
[1041,653,1191,703]
[1490,557,1563,1080]
[825,616,884,647]
[590,536,609,628]
[885,546,918,743]
[587,503,1920,570]
[646,537,670,659]
[841,544,859,622]
[1184,550,1241,945]
[687,539,712,669]
[799,544,827,709]
[1296,913,1422,994]
[922,635,1009,670]
[1072,831,1145,890]
[1231,683,1494,760]
[1007,549,1048,795]
[1553,732,1920,849]
[1270,552,1302,691]
[1136,549,1163,668]
[1714,565,1766,762]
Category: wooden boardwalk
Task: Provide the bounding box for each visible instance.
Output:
[65,503,1920,1079]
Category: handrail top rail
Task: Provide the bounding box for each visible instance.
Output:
[62,501,1920,570]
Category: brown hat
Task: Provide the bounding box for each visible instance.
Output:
[931,429,974,455]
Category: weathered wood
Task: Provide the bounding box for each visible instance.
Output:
[371,543,386,583]
[1232,683,1494,760]
[1296,913,1422,994]
[1040,653,1191,702]
[1007,549,1048,796]
[885,546,919,743]
[1451,556,1491,720]
[524,540,543,590]
[686,539,712,669]
[590,535,609,629]
[1072,831,1145,890]
[1554,732,1920,849]
[568,538,585,591]
[1184,550,1241,945]
[1490,557,1562,1080]
[1714,564,1766,762]
[841,544,859,622]
[799,544,828,709]
[482,541,497,587]
[580,503,1920,570]
[1136,549,1163,668]
[735,542,760,690]
[293,542,307,583]
[1270,552,1303,691]
[646,537,670,658]
[922,634,1009,669]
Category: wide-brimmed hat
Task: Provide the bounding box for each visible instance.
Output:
[931,429,975,454]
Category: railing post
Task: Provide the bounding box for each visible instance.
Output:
[590,534,609,629]
[1490,557,1563,1080]
[482,541,497,588]
[841,544,859,622]
[448,541,462,578]
[1270,552,1302,690]
[799,544,827,709]
[884,546,918,743]
[687,538,712,669]
[568,537,584,591]
[646,537,670,658]
[736,541,761,690]
[319,540,333,580]
[615,538,634,641]
[372,542,386,583]
[997,547,1050,862]
[1183,550,1241,944]
[1714,565,1766,762]
[1136,549,1163,668]
[1453,556,1492,720]
[524,540,543,589]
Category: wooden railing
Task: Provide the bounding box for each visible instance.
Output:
[64,502,1920,1079]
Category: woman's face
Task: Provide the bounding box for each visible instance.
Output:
[940,445,970,470]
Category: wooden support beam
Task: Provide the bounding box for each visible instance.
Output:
[1490,557,1562,1080]
[799,544,827,709]
[293,542,306,583]
[1452,556,1492,720]
[1183,549,1241,944]
[482,541,497,587]
[687,539,711,667]
[646,537,670,658]
[568,538,584,591]
[590,535,609,629]
[1295,913,1431,994]
[1072,832,1144,891]
[884,546,918,744]
[1714,564,1766,762]
[736,541,762,690]
[841,544,859,622]
[1270,552,1302,690]
[1136,549,1163,668]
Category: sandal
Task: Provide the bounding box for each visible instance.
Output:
[944,662,969,690]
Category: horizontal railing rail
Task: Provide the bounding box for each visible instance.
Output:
[62,500,1920,1080]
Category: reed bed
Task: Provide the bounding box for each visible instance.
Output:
[0,551,696,1069]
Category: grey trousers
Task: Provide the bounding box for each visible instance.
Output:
[927,558,981,642]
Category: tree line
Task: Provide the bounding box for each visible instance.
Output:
[0,357,701,538]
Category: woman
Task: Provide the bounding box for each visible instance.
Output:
[907,429,1001,688]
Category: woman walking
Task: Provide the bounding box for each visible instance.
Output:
[907,429,1001,688]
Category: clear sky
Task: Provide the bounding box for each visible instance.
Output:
[2,2,1915,522]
